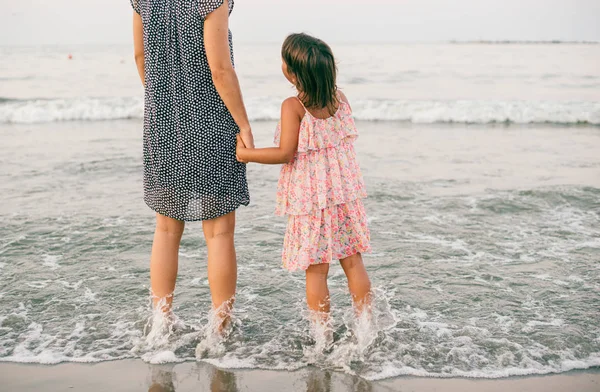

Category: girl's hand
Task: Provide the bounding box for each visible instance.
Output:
[236,134,248,163]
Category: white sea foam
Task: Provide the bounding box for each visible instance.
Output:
[363,356,600,380]
[25,281,52,289]
[195,302,238,359]
[1,310,599,382]
[59,280,83,290]
[203,356,256,369]
[41,255,61,270]
[567,275,585,283]
[141,350,183,365]
[81,287,98,303]
[522,319,565,333]
[1,97,598,125]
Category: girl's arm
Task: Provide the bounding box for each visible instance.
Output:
[237,98,303,164]
[133,12,145,86]
[204,0,254,148]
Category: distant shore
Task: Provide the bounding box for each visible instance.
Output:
[448,40,599,44]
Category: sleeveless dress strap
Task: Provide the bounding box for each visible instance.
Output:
[295,96,306,108]
[337,91,353,116]
[336,91,346,107]
[296,95,347,119]
[295,96,308,118]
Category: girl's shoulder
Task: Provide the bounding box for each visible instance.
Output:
[273,97,306,146]
[337,90,352,112]
[281,96,306,120]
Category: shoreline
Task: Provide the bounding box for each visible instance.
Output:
[0,360,599,392]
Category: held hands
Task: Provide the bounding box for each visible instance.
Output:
[236,128,254,163]
[236,134,249,163]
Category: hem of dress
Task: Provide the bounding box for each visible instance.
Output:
[282,243,372,273]
[144,197,250,222]
[295,137,358,154]
[275,194,368,217]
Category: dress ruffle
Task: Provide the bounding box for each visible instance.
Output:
[274,102,366,216]
[275,142,367,216]
[282,199,371,271]
[275,102,358,152]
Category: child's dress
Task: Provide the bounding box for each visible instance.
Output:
[274,97,371,271]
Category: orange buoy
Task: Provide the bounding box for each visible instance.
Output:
[68,54,73,60]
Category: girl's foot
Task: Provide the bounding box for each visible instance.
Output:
[308,310,334,351]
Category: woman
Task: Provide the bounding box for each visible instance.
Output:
[130,0,253,328]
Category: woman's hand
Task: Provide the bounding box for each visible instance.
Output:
[236,135,249,163]
[231,98,303,165]
[239,128,255,149]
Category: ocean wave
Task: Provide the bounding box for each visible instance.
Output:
[350,99,600,125]
[0,96,598,125]
[2,348,599,380]
[0,97,143,124]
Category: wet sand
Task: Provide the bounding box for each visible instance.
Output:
[0,360,598,392]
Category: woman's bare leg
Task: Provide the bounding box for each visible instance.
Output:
[340,253,372,313]
[202,211,237,329]
[150,213,185,311]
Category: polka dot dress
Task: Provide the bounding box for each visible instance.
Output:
[130,0,249,221]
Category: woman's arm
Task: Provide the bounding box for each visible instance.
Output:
[237,98,303,164]
[133,12,145,87]
[204,0,254,148]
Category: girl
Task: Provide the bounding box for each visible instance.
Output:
[236,33,372,319]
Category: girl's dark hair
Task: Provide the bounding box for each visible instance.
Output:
[282,33,339,115]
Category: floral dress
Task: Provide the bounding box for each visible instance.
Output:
[274,98,371,271]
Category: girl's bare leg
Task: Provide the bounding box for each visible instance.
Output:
[305,263,331,314]
[340,253,372,313]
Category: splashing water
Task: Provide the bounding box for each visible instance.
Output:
[131,295,196,364]
[195,301,238,359]
[298,288,397,376]
[303,310,335,362]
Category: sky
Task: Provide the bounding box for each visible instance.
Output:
[0,0,599,45]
